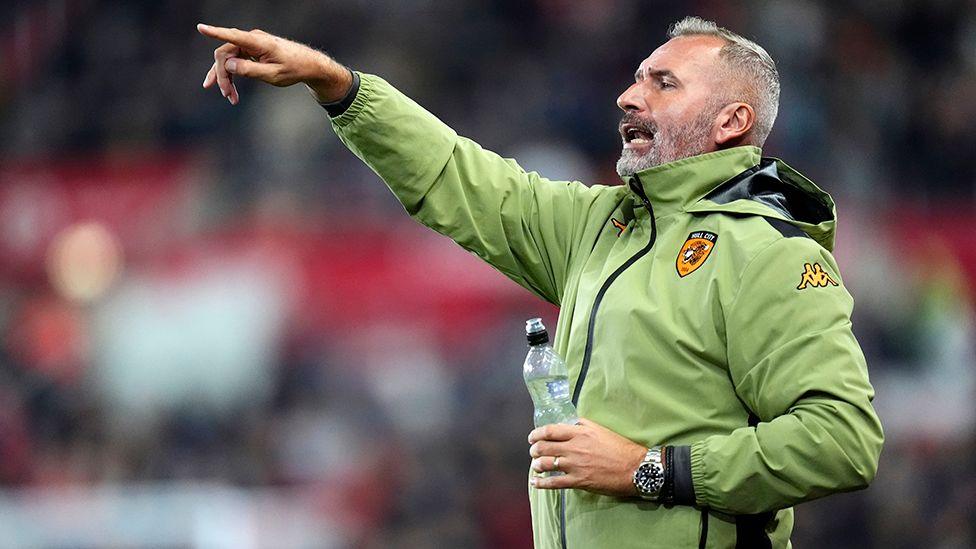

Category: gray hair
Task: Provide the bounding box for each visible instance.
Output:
[668,16,780,146]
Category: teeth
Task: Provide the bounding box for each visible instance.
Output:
[623,127,653,143]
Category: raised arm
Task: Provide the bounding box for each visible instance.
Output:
[197,24,609,304]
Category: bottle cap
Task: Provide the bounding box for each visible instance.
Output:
[525,317,549,345]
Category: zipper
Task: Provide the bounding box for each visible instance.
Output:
[560,490,568,549]
[570,176,658,406]
[559,176,658,549]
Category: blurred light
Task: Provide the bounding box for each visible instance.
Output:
[46,221,123,303]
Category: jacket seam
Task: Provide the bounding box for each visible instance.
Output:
[722,234,833,386]
[720,235,784,378]
[723,237,784,315]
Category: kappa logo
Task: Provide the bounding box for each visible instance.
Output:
[676,231,718,277]
[611,218,627,237]
[796,262,838,290]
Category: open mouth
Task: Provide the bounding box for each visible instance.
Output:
[621,123,654,145]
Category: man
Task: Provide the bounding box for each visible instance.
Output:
[198,16,883,548]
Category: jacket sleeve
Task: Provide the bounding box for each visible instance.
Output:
[328,72,606,305]
[679,236,884,514]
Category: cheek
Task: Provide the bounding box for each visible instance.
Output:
[659,104,709,133]
[651,97,694,125]
[660,89,712,121]
[654,111,687,135]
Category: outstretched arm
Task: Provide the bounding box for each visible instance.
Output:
[197,24,609,304]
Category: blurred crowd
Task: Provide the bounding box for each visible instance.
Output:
[1,0,975,547]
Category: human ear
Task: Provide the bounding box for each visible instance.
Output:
[714,103,755,145]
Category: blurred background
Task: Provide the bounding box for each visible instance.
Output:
[1,0,974,547]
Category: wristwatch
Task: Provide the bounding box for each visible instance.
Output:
[633,446,666,500]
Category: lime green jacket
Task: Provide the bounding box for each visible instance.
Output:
[329,73,883,549]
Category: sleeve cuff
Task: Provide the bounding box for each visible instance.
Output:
[670,445,696,506]
[318,70,361,117]
[690,440,710,508]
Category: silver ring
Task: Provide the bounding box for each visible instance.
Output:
[553,456,560,471]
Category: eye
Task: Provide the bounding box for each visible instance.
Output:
[659,80,675,90]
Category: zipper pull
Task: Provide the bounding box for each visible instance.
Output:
[629,175,652,210]
[630,175,654,213]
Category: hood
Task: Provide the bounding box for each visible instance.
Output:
[623,146,837,251]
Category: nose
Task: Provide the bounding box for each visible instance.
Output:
[616,82,644,113]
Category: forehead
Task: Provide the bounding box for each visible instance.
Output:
[638,35,726,79]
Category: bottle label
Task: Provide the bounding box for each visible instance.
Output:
[546,379,570,400]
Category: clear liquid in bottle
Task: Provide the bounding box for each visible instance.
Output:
[522,318,578,428]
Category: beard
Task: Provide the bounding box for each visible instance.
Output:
[615,107,718,177]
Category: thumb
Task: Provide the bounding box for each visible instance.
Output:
[225,57,280,81]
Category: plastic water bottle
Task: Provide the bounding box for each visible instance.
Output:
[523,318,578,428]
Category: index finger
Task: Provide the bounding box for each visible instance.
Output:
[528,423,578,444]
[197,23,266,50]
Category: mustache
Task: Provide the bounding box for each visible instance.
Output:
[619,112,656,134]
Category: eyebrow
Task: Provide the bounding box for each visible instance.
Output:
[635,68,679,83]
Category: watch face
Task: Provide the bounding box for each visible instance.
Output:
[636,461,665,495]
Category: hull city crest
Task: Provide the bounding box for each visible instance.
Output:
[676,231,718,277]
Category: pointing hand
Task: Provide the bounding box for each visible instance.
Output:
[197,23,353,105]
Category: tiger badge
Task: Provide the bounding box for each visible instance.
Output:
[676,231,718,277]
